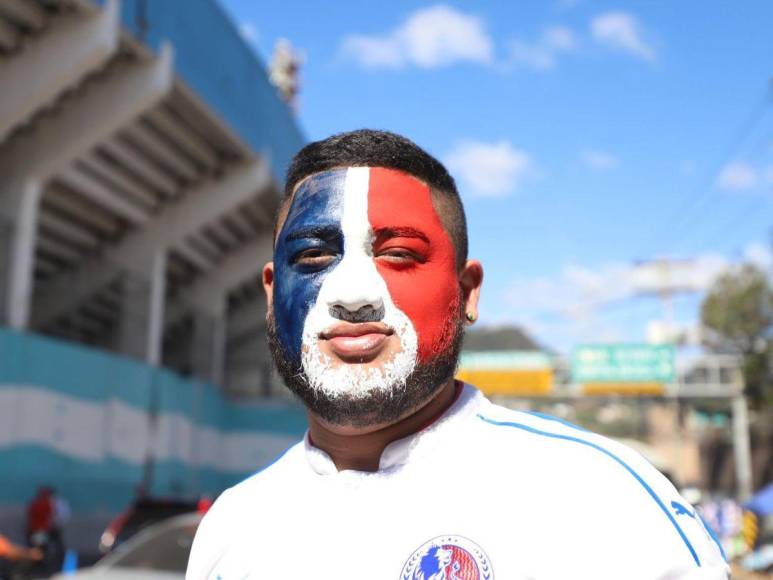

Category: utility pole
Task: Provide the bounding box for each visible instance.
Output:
[732,393,753,501]
[632,258,698,344]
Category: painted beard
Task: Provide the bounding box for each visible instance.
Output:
[300,292,418,399]
[266,297,464,427]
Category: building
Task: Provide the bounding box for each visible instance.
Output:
[0,0,308,551]
[0,0,303,397]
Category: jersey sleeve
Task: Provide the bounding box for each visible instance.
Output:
[580,432,730,579]
[475,402,730,579]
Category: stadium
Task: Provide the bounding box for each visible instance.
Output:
[0,0,308,554]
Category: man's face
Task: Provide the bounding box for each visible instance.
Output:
[266,166,464,426]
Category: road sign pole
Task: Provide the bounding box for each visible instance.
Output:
[731,394,753,501]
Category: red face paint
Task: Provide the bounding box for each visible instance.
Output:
[367,167,461,362]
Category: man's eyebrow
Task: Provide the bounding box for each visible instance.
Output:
[284,225,340,242]
[374,227,430,242]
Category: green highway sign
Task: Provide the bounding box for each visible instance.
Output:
[571,344,675,383]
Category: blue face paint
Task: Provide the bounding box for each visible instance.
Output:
[273,169,346,365]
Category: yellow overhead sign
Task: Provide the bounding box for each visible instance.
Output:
[456,351,553,396]
[456,368,553,396]
[582,382,665,396]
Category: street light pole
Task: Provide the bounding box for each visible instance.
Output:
[731,393,753,501]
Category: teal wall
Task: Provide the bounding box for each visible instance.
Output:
[0,329,306,513]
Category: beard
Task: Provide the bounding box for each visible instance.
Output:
[266,301,465,428]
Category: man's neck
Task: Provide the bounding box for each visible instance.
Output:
[307,380,459,472]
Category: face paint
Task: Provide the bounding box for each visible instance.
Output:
[367,167,460,361]
[272,170,346,364]
[272,167,460,401]
[300,168,418,397]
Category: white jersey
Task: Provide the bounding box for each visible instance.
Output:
[187,384,728,579]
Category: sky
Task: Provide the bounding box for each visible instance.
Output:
[222,0,773,353]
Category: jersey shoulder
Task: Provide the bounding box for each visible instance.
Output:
[470,398,728,576]
[228,439,305,496]
[186,441,304,580]
[474,397,657,473]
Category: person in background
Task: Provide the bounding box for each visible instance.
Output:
[25,485,63,574]
[26,486,54,546]
[0,533,42,580]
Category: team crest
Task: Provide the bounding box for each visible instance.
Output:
[400,535,493,579]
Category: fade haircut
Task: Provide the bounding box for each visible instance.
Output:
[276,129,468,269]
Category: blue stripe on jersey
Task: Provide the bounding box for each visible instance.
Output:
[698,514,727,562]
[476,413,701,567]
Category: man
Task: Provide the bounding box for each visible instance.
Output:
[25,485,60,575]
[26,486,54,547]
[187,130,728,579]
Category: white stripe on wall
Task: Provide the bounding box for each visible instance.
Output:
[0,385,298,474]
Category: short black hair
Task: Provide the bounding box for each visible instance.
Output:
[278,129,468,268]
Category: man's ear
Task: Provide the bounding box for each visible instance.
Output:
[460,259,483,324]
[263,261,275,312]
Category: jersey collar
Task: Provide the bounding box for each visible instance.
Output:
[303,382,483,475]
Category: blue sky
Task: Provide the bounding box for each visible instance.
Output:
[222,0,773,353]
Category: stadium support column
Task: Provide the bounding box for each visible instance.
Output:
[117,250,167,366]
[190,292,227,385]
[0,179,42,328]
[226,294,273,397]
[0,42,173,330]
[167,233,274,391]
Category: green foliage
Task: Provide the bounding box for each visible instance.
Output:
[701,264,773,406]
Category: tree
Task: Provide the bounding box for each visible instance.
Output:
[701,264,773,407]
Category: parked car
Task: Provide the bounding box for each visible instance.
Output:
[98,498,203,554]
[52,512,202,580]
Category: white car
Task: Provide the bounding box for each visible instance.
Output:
[52,513,202,580]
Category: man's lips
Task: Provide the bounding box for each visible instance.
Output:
[320,322,393,360]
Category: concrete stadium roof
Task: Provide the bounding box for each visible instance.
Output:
[0,0,303,391]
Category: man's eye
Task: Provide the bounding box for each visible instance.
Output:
[376,249,422,264]
[294,249,336,267]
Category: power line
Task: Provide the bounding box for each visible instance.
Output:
[682,190,773,253]
[636,83,773,259]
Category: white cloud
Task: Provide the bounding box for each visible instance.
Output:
[508,25,577,71]
[238,21,259,44]
[340,5,493,69]
[544,26,577,51]
[591,12,656,62]
[630,256,730,294]
[716,161,758,191]
[499,242,771,351]
[744,241,773,271]
[444,140,534,197]
[581,149,618,170]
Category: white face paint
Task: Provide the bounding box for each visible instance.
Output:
[300,167,419,398]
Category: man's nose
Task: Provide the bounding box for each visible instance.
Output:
[328,278,384,316]
[322,256,385,319]
[328,304,384,322]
